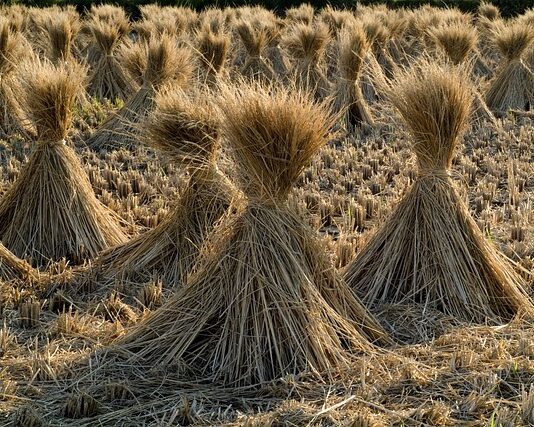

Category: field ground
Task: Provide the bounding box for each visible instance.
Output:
[0,99,533,425]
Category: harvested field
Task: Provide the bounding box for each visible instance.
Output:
[0,2,534,426]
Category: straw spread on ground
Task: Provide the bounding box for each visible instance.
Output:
[0,242,39,283]
[332,23,375,130]
[89,89,236,289]
[114,83,387,387]
[0,19,30,138]
[84,17,135,102]
[86,34,193,151]
[485,19,534,114]
[235,20,276,82]
[344,61,534,325]
[282,22,331,101]
[0,60,127,268]
[429,23,498,127]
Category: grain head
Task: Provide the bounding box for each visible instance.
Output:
[17,60,85,142]
[490,20,534,61]
[144,88,219,168]
[143,33,193,88]
[218,82,334,200]
[283,22,329,62]
[387,60,473,172]
[430,23,478,64]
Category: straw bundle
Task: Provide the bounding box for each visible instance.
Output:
[360,20,390,103]
[197,27,230,87]
[332,24,375,129]
[235,21,276,82]
[0,19,30,138]
[117,83,385,386]
[344,61,533,324]
[118,41,147,88]
[199,8,227,35]
[478,2,500,21]
[285,3,315,25]
[0,61,127,267]
[93,89,236,287]
[363,19,396,78]
[87,34,193,151]
[265,19,289,78]
[85,18,135,102]
[319,6,354,33]
[485,20,534,114]
[135,6,191,40]
[383,10,409,65]
[283,23,331,100]
[430,23,478,65]
[42,12,80,65]
[88,4,129,26]
[430,24,497,126]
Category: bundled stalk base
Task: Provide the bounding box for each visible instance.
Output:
[120,204,378,385]
[0,61,127,267]
[485,21,534,114]
[86,85,153,151]
[346,176,532,323]
[485,59,534,115]
[113,83,386,387]
[0,141,127,267]
[94,167,235,286]
[345,61,534,325]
